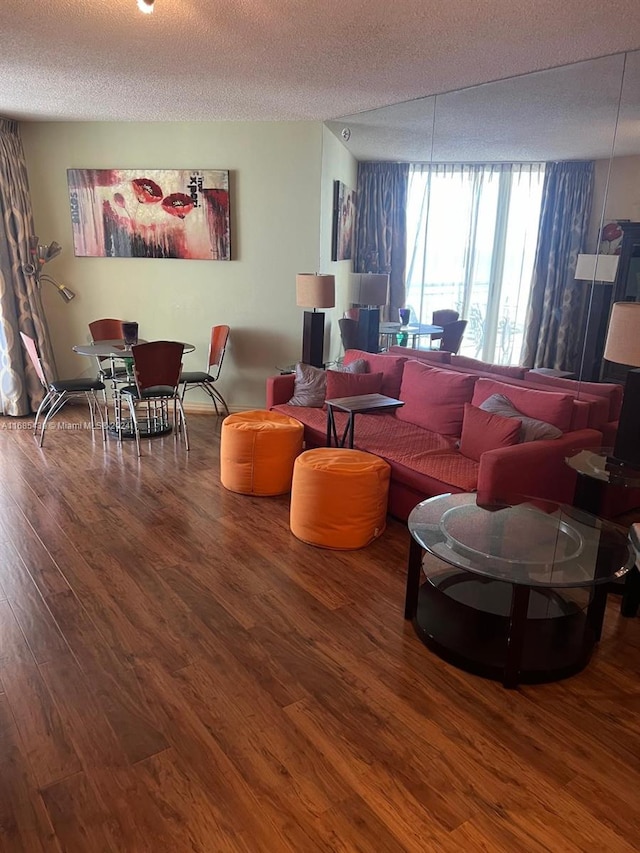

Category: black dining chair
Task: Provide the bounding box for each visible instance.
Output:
[20,332,106,447]
[118,340,188,456]
[436,319,468,354]
[430,309,460,345]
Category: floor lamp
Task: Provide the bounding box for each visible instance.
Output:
[296,274,335,368]
[348,273,389,353]
[22,237,76,302]
[603,302,640,466]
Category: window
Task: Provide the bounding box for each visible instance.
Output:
[405,164,545,364]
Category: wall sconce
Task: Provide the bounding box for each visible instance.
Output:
[22,237,76,302]
[603,301,640,466]
[296,273,335,368]
[348,273,389,353]
[137,0,154,12]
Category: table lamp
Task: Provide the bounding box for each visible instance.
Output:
[348,273,389,353]
[603,302,640,466]
[296,273,335,367]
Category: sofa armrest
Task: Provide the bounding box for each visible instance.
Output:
[266,374,295,408]
[477,428,602,507]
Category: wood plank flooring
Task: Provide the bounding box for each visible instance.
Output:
[0,409,639,852]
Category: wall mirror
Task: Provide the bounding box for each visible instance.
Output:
[325,50,640,388]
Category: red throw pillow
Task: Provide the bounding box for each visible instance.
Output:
[397,361,477,437]
[459,403,522,461]
[325,370,383,400]
[343,349,407,398]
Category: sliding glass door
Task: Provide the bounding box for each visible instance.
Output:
[405,164,544,364]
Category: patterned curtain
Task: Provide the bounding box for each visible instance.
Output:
[521,161,594,372]
[0,119,55,416]
[354,162,409,320]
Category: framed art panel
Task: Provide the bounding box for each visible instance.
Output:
[331,180,355,261]
[67,169,231,260]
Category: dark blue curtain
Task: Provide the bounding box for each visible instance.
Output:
[354,162,409,320]
[522,161,594,372]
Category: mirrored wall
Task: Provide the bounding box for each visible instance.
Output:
[325,50,640,382]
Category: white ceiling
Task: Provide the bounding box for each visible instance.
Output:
[1,0,640,124]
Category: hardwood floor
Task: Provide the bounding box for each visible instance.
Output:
[0,409,639,852]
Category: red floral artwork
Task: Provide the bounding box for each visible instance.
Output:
[602,222,623,243]
[68,169,231,259]
[131,178,163,204]
[161,193,195,219]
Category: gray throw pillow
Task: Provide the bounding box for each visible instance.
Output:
[288,363,326,407]
[332,358,368,374]
[479,393,563,442]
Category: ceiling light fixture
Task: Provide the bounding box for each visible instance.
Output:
[137,0,154,13]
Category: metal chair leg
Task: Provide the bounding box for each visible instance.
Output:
[176,397,189,451]
[127,396,141,457]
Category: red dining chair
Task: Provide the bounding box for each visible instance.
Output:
[179,325,230,416]
[118,341,188,456]
[20,331,106,447]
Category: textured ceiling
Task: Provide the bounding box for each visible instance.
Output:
[1,0,640,123]
[328,50,640,161]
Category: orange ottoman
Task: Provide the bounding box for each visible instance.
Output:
[290,448,390,549]
[220,410,303,496]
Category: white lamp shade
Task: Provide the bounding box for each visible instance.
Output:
[295,274,335,309]
[575,253,619,282]
[604,302,640,367]
[348,273,389,306]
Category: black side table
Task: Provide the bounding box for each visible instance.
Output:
[566,447,640,616]
[325,393,404,448]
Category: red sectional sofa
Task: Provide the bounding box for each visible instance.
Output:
[266,349,604,522]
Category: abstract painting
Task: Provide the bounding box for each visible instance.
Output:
[67,169,231,260]
[331,180,356,261]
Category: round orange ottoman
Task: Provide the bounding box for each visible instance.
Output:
[220,410,303,496]
[290,448,390,549]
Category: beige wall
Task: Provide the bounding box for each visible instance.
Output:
[590,155,640,250]
[320,126,359,363]
[21,121,324,410]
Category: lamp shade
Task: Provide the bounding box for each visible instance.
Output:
[296,274,335,309]
[575,253,619,282]
[603,302,640,367]
[349,273,389,307]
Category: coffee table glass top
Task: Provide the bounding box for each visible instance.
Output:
[566,446,640,488]
[409,493,632,588]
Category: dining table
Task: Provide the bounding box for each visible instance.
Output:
[73,338,195,439]
[379,322,443,349]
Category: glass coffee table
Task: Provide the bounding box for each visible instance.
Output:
[404,493,633,688]
[566,446,640,617]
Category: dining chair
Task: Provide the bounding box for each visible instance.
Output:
[430,309,460,345]
[119,340,188,456]
[179,325,230,416]
[88,317,131,392]
[20,332,106,447]
[434,319,468,354]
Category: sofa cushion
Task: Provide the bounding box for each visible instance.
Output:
[471,377,573,432]
[397,361,477,437]
[333,358,368,375]
[451,354,526,380]
[288,363,326,407]
[388,346,452,365]
[523,372,623,422]
[479,394,563,442]
[459,403,521,461]
[325,370,383,400]
[343,349,407,399]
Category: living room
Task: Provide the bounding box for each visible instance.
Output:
[2,0,640,850]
